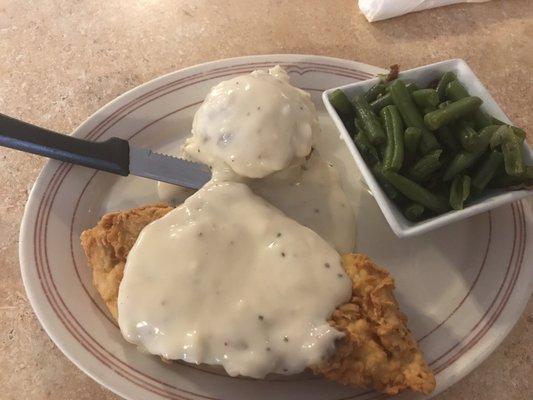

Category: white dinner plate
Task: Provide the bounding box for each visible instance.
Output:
[19,54,532,400]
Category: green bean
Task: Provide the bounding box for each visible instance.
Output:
[464,108,493,130]
[443,152,481,181]
[472,151,504,192]
[436,125,460,153]
[385,81,419,92]
[423,106,437,114]
[490,117,527,142]
[424,96,483,130]
[489,125,514,149]
[472,111,493,130]
[442,124,496,181]
[457,123,480,152]
[364,83,387,103]
[443,81,492,129]
[412,89,439,108]
[329,89,353,116]
[370,94,393,113]
[380,105,405,171]
[499,125,525,142]
[371,82,418,113]
[404,127,422,162]
[403,203,425,221]
[468,111,492,129]
[353,95,386,145]
[449,175,471,210]
[388,80,441,156]
[371,162,401,200]
[502,133,525,176]
[353,130,380,166]
[438,100,452,109]
[468,125,499,154]
[419,130,441,154]
[378,141,387,159]
[436,71,457,102]
[353,117,365,132]
[490,166,533,187]
[513,127,526,142]
[477,125,500,149]
[463,118,478,129]
[445,80,469,101]
[389,79,426,129]
[408,149,443,182]
[353,117,365,134]
[383,170,449,213]
[446,85,489,133]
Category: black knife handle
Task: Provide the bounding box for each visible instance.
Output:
[0,113,130,175]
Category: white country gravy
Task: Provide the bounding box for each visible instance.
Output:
[184,66,318,178]
[118,182,352,378]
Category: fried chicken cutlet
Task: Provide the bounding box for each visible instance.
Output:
[80,204,435,395]
[80,204,173,319]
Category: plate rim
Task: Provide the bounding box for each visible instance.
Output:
[19,54,533,400]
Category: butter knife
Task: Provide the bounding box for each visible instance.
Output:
[0,113,211,189]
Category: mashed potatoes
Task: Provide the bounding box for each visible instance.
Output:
[184,66,319,178]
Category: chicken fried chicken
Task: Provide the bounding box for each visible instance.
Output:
[80,204,435,395]
[80,203,172,319]
[312,253,435,395]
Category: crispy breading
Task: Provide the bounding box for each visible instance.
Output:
[80,205,435,395]
[80,203,172,319]
[311,254,435,395]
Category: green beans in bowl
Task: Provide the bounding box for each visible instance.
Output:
[323,59,532,237]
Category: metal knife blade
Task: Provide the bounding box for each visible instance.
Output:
[129,146,211,189]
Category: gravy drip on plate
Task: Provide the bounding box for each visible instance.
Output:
[184,66,318,178]
[249,152,356,253]
[156,152,356,253]
[118,182,352,378]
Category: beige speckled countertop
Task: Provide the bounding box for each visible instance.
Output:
[0,0,531,399]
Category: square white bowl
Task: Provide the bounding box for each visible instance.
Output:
[323,58,532,237]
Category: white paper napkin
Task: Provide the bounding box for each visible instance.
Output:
[359,0,491,22]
